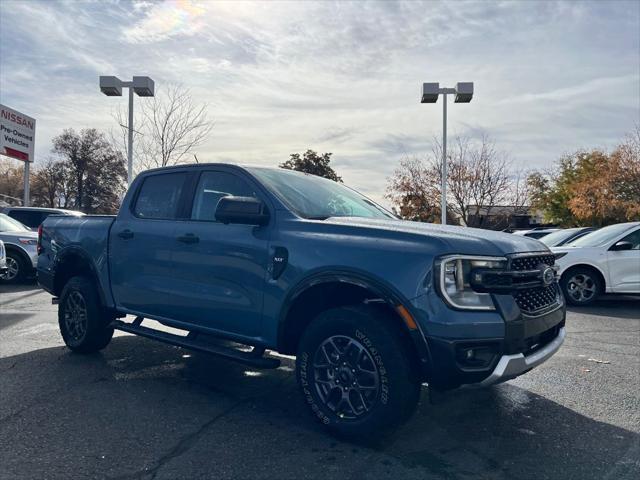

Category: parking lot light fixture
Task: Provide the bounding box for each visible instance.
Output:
[99,75,155,186]
[420,81,474,225]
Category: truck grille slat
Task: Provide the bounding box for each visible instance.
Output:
[509,254,559,314]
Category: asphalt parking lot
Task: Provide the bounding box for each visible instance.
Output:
[1,282,638,480]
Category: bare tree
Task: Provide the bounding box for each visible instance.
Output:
[386,135,516,226]
[31,158,68,208]
[113,83,213,174]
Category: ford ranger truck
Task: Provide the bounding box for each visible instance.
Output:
[37,164,566,438]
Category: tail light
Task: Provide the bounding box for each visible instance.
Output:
[37,223,43,255]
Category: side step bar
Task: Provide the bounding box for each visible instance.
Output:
[111,318,281,369]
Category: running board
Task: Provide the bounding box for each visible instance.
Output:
[111,318,281,369]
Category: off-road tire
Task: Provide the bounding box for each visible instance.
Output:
[58,276,114,353]
[296,304,421,440]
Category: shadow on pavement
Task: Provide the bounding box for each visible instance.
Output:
[0,335,638,479]
[0,279,41,294]
[567,295,640,320]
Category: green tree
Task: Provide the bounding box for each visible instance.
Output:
[280,149,342,182]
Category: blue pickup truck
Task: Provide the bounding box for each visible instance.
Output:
[37,164,566,438]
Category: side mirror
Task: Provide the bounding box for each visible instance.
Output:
[215,196,269,226]
[610,241,633,251]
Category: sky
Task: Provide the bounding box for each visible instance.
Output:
[1,0,639,204]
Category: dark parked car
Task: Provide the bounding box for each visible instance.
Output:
[38,164,566,438]
[2,207,84,230]
[540,227,597,247]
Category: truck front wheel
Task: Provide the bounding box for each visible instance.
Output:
[58,276,114,353]
[296,305,421,440]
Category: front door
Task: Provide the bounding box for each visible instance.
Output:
[170,169,271,338]
[110,171,188,318]
[607,228,640,293]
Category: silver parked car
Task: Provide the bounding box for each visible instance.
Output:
[0,213,38,283]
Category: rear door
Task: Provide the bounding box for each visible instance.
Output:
[109,171,189,318]
[607,228,640,293]
[169,168,271,338]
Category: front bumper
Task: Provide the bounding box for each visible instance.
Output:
[478,327,565,386]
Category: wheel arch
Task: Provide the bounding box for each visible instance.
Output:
[53,247,107,306]
[3,243,31,267]
[560,263,607,291]
[276,270,432,379]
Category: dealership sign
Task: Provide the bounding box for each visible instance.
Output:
[0,104,36,162]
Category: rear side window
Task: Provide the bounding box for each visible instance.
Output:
[8,210,44,228]
[191,171,257,222]
[134,173,187,219]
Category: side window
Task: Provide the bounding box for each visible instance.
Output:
[619,229,640,250]
[191,171,257,221]
[134,173,187,219]
[9,210,39,228]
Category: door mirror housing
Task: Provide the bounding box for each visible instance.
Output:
[610,240,633,251]
[215,196,269,226]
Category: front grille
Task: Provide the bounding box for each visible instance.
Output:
[510,253,559,314]
[510,254,556,271]
[514,284,559,314]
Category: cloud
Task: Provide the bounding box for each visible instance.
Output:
[0,0,638,205]
[123,0,206,43]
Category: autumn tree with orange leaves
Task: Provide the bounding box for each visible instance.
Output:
[529,127,640,226]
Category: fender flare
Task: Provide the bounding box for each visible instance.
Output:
[277,268,433,377]
[53,246,109,307]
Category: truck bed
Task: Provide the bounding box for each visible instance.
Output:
[38,215,116,306]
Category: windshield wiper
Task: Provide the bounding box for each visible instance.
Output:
[306,215,329,220]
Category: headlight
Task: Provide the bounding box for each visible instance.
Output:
[438,255,507,310]
[554,252,568,260]
[18,238,37,246]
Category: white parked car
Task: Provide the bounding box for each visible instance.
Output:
[552,222,640,305]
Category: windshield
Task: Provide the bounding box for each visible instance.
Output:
[540,228,582,246]
[248,168,396,220]
[0,213,30,232]
[568,223,635,248]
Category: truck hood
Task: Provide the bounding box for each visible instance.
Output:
[323,217,549,256]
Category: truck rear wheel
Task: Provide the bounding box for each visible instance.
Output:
[296,305,421,440]
[58,276,114,353]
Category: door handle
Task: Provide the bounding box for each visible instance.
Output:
[118,229,134,240]
[177,234,199,244]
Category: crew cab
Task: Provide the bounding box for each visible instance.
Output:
[38,164,566,438]
[552,222,640,305]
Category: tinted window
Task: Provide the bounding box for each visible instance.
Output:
[134,173,186,219]
[191,171,257,221]
[524,232,548,239]
[8,210,44,228]
[618,229,640,250]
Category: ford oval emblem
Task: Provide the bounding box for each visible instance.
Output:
[542,267,555,286]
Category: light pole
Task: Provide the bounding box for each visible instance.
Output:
[99,76,155,186]
[421,82,474,225]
